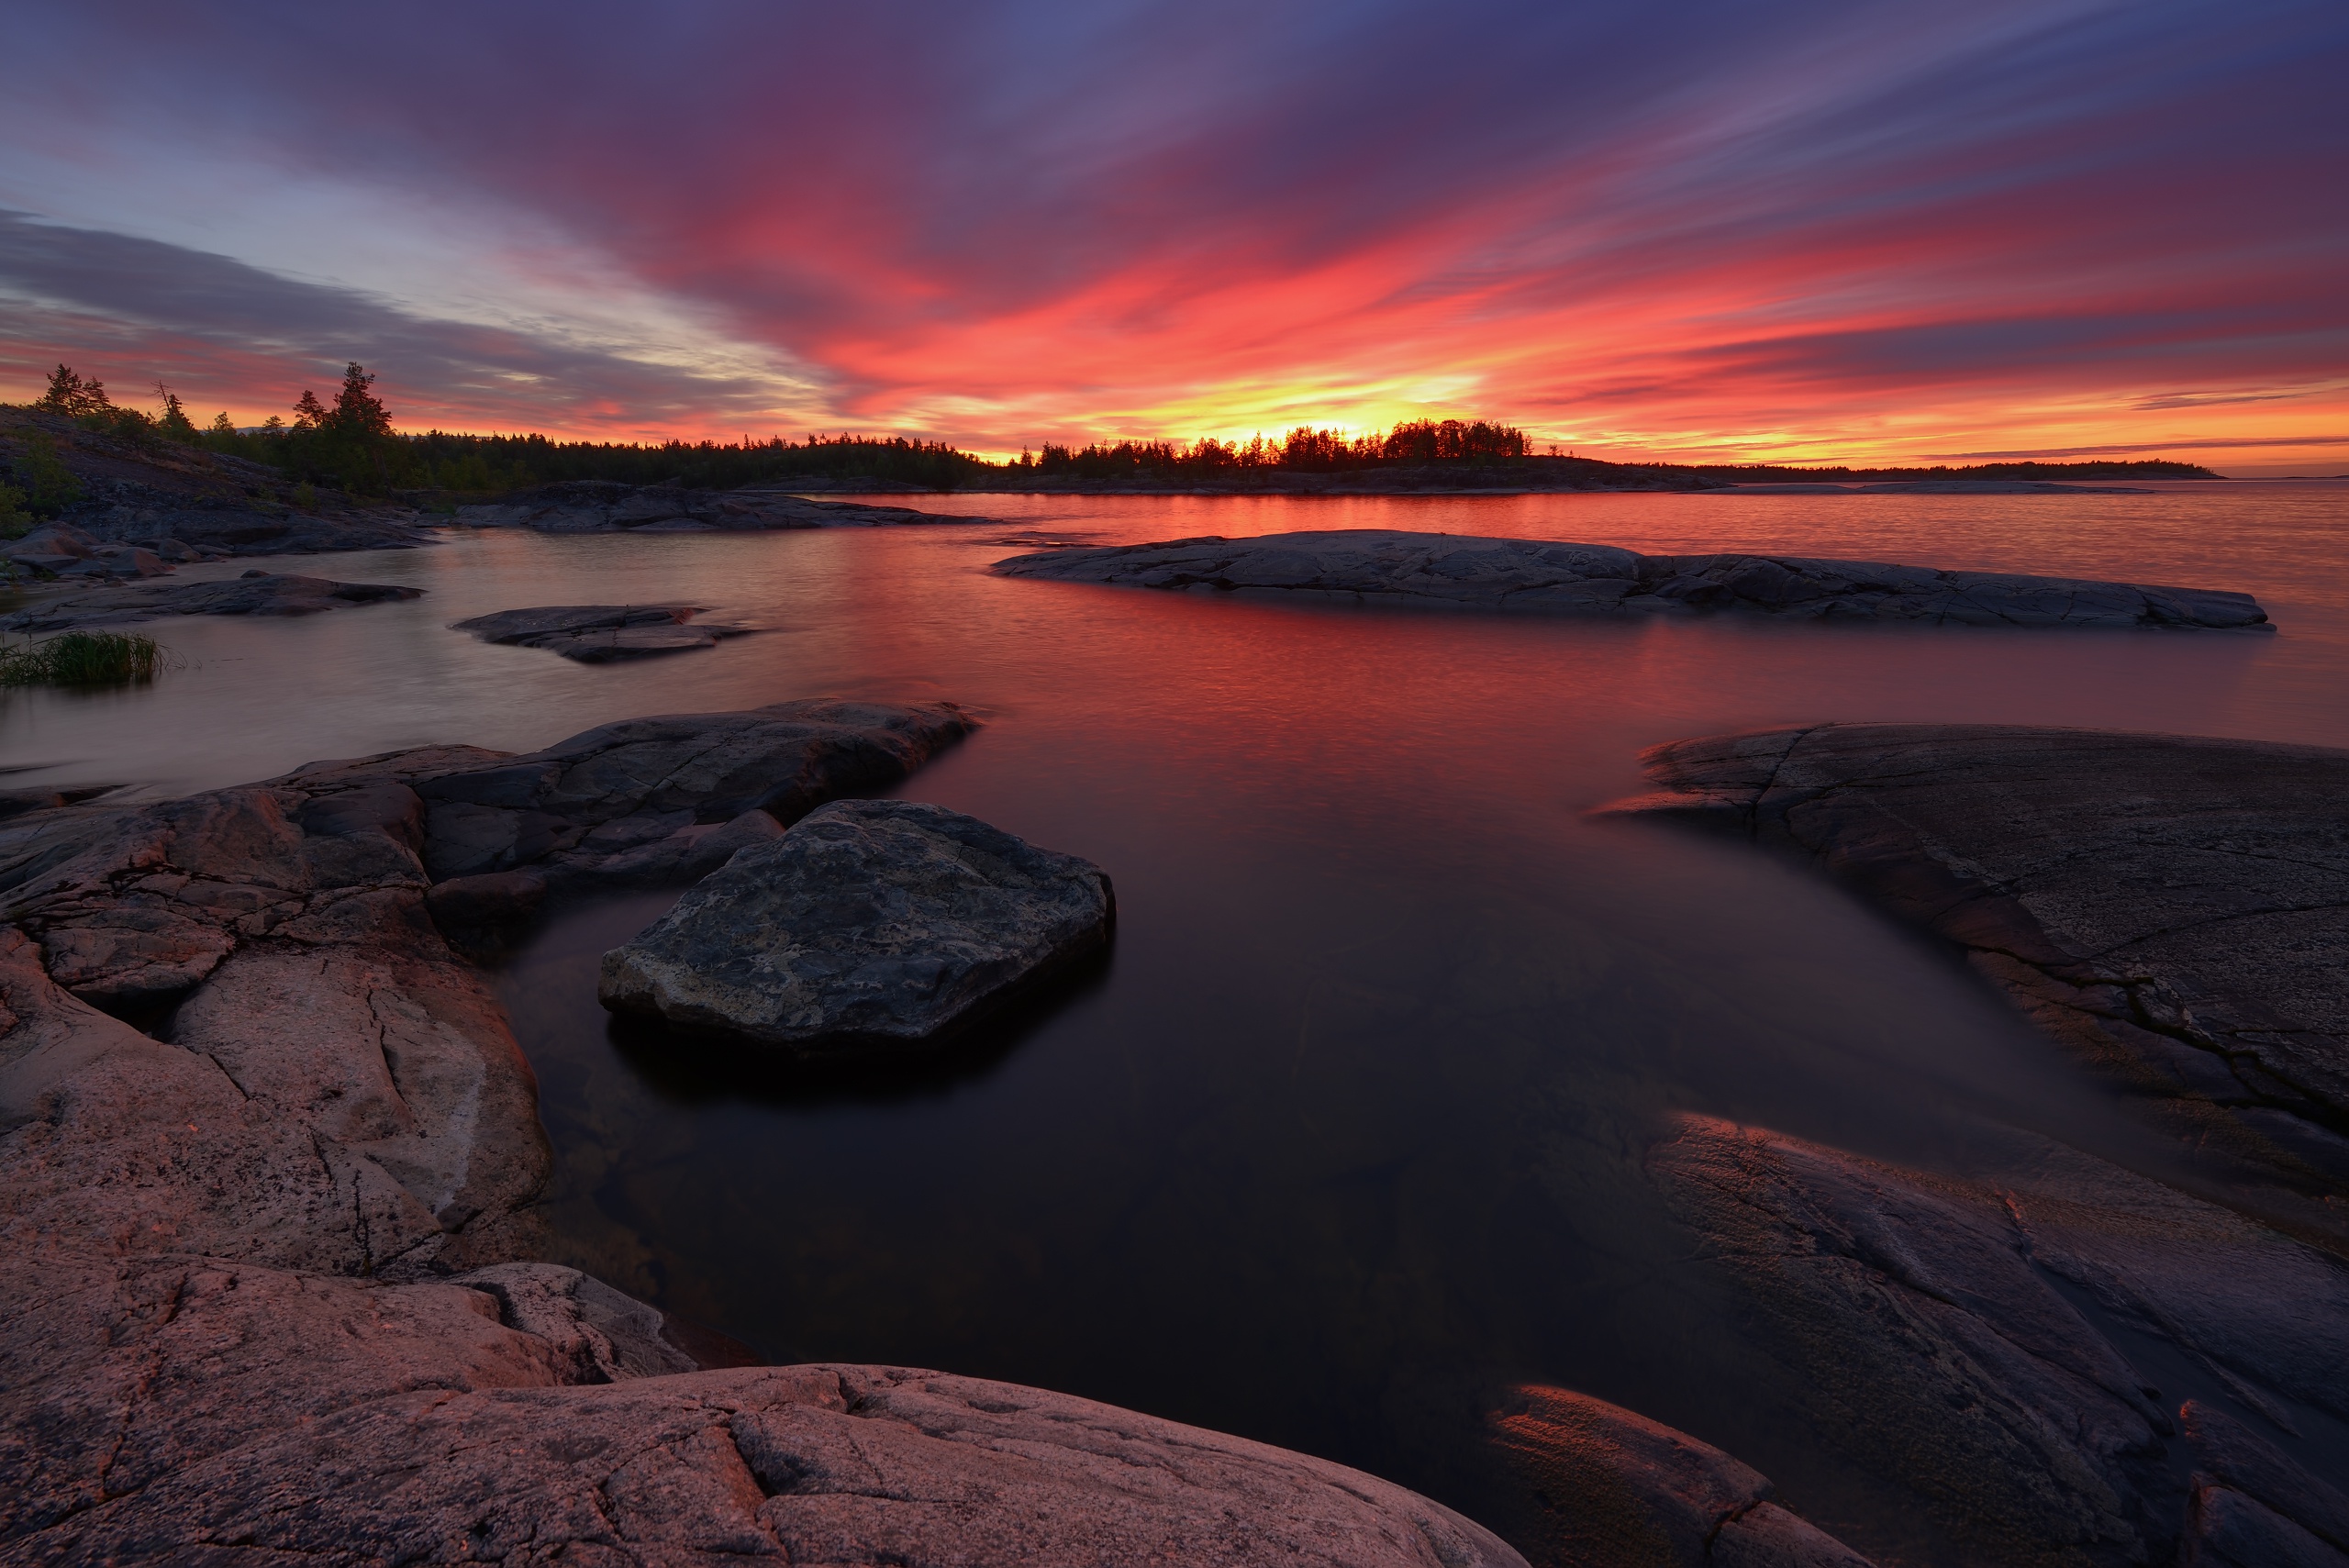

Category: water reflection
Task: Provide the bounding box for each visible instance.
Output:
[8,483,2346,1561]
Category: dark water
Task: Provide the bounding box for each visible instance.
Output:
[7,484,2347,1558]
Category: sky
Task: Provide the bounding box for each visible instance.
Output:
[1,1,2343,473]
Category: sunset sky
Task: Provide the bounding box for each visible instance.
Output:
[2,1,2343,472]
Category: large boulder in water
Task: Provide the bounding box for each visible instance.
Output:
[598,799,1113,1051]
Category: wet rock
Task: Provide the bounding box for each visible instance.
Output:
[1609,724,2349,1222]
[451,602,753,661]
[1484,1385,1873,1567]
[0,783,119,822]
[0,570,424,631]
[996,529,2270,629]
[600,799,1113,1050]
[415,696,978,895]
[1651,1114,2349,1568]
[453,480,984,532]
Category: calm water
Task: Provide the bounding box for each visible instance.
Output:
[7,483,2346,1561]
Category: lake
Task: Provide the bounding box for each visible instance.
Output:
[6,480,2345,1561]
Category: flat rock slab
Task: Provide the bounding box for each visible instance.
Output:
[451,603,752,662]
[600,799,1113,1050]
[995,528,2269,628]
[0,570,422,631]
[1652,1113,2349,1568]
[1609,723,2349,1221]
[453,480,985,533]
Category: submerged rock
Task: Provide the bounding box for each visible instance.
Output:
[452,480,984,532]
[599,799,1113,1050]
[0,569,423,631]
[451,602,753,661]
[1609,723,2349,1229]
[1484,1385,1873,1567]
[996,528,2269,629]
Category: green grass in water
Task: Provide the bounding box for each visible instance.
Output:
[0,630,173,686]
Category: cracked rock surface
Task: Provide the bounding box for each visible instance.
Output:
[995,529,2269,629]
[453,480,983,533]
[599,799,1114,1050]
[1608,723,2349,1229]
[451,603,753,661]
[0,570,423,632]
[1651,1115,2349,1568]
[1483,1385,1873,1567]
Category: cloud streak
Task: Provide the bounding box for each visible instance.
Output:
[0,0,2342,464]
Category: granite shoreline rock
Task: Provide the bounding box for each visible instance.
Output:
[0,570,424,632]
[1605,723,2349,1227]
[995,528,2271,629]
[599,799,1115,1051]
[1483,1385,1873,1567]
[1648,1113,2349,1568]
[0,696,1543,1565]
[451,603,753,662]
[453,479,985,533]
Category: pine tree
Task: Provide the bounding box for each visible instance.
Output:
[293,390,329,430]
[37,364,113,417]
[155,383,198,439]
[330,361,391,438]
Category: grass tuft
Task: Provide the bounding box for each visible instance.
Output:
[0,630,175,686]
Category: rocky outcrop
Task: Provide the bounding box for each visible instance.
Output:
[995,530,2269,629]
[10,1325,1524,1565]
[1607,725,2349,1221]
[408,698,978,933]
[0,693,1530,1563]
[599,800,1114,1051]
[1,408,432,558]
[451,604,753,662]
[2,523,170,583]
[1483,1385,1873,1567]
[1650,1115,2349,1568]
[0,570,424,631]
[452,480,982,533]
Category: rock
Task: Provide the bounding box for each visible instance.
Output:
[0,785,548,1276]
[995,529,2269,629]
[599,799,1113,1050]
[1608,724,2349,1221]
[2181,1403,2349,1562]
[0,699,980,1263]
[1484,1385,1873,1567]
[6,1339,1525,1564]
[1651,1114,2349,1568]
[451,603,754,661]
[451,480,985,533]
[5,523,97,561]
[0,784,120,822]
[413,696,978,893]
[0,571,424,631]
[3,407,436,557]
[0,695,1531,1566]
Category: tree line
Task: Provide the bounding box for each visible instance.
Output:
[13,362,1548,499]
[1020,419,1532,479]
[19,362,994,497]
